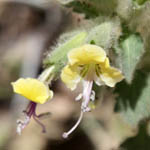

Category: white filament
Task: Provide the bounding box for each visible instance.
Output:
[62,111,84,138]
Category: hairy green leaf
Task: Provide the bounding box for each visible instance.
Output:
[119,34,144,83]
[44,32,87,78]
[86,21,121,52]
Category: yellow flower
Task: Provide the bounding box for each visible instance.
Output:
[11,78,53,134]
[61,44,124,138]
[61,44,124,90]
[11,78,53,104]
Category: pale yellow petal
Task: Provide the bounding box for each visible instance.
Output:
[61,65,81,90]
[102,57,110,68]
[11,78,53,104]
[99,58,124,87]
[94,76,105,86]
[68,44,106,65]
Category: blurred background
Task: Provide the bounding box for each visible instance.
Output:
[0,0,136,150]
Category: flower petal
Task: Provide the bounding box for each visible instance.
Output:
[100,58,124,87]
[68,44,106,65]
[11,78,53,104]
[94,76,105,86]
[61,65,81,90]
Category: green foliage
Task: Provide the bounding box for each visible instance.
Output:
[127,2,150,50]
[117,34,144,83]
[44,32,87,78]
[67,0,117,18]
[67,1,99,18]
[121,122,150,150]
[115,71,150,126]
[86,20,121,51]
[133,0,150,5]
[116,0,133,20]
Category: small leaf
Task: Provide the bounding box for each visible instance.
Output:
[119,34,144,83]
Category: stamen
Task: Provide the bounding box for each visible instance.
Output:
[90,90,95,101]
[62,111,84,138]
[80,65,89,78]
[95,64,101,77]
[16,116,30,135]
[22,102,33,115]
[81,80,93,112]
[25,102,33,113]
[16,102,47,134]
[75,93,83,101]
[35,112,51,119]
[33,112,46,133]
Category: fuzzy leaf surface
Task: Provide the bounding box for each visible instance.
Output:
[44,32,87,77]
[119,34,144,83]
[86,21,121,51]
